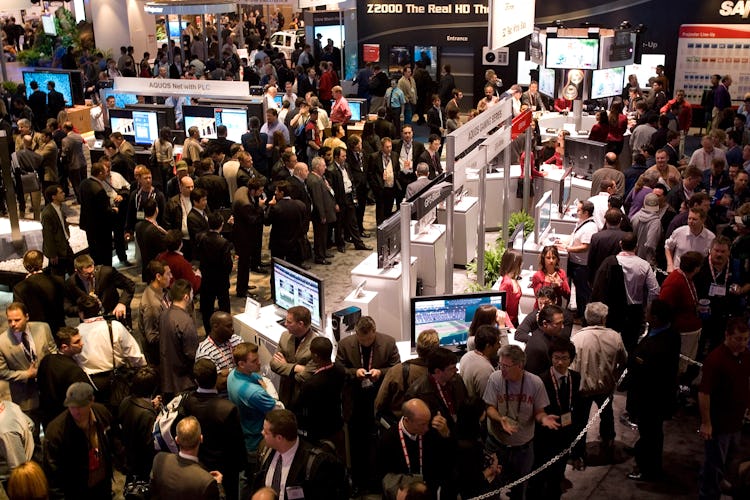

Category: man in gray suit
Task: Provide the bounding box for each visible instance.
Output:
[159,279,198,398]
[306,156,336,265]
[61,121,86,202]
[269,305,317,407]
[405,162,432,200]
[150,416,223,499]
[0,302,57,440]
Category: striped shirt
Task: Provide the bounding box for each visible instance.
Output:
[195,334,243,371]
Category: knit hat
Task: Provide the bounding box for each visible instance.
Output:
[642,193,660,213]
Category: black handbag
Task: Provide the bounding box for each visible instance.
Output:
[106,320,136,409]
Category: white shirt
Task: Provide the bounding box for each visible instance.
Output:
[75,317,146,374]
[587,192,610,229]
[265,439,300,500]
[568,218,598,265]
[665,225,715,269]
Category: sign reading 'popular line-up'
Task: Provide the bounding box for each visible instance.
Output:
[113,77,250,98]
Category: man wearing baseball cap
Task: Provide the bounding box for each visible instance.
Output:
[43,382,114,499]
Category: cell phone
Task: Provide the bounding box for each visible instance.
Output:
[365,370,372,377]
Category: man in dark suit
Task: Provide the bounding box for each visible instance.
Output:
[105,140,136,184]
[160,279,198,397]
[336,316,400,493]
[418,134,444,180]
[164,175,195,260]
[196,213,233,333]
[27,81,48,131]
[265,181,307,266]
[269,306,317,408]
[36,326,88,428]
[327,147,371,253]
[372,107,396,140]
[184,359,246,500]
[232,178,266,297]
[46,81,66,120]
[125,166,167,239]
[150,416,223,499]
[13,250,66,334]
[306,158,336,265]
[368,137,401,225]
[392,124,426,204]
[187,187,211,254]
[253,409,335,498]
[425,94,446,138]
[587,209,627,284]
[346,135,369,237]
[64,253,135,322]
[405,163,432,200]
[118,366,160,482]
[135,198,168,282]
[79,162,118,266]
[42,184,73,278]
[61,121,86,201]
[195,158,230,211]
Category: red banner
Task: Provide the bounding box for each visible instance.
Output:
[511,109,533,139]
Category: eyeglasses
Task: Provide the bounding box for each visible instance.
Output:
[499,362,517,370]
[552,355,570,362]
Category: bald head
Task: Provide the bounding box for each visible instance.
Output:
[293,162,309,179]
[604,152,617,166]
[251,487,278,500]
[401,398,431,436]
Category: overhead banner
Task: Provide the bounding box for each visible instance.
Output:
[489,0,534,49]
[299,0,344,8]
[113,77,250,98]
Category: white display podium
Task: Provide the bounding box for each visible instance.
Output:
[437,195,478,266]
[350,253,418,342]
[342,289,380,318]
[465,165,523,230]
[410,222,446,296]
[537,112,597,141]
[541,167,593,209]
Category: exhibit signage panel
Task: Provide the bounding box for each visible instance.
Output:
[489,0,534,49]
[451,98,511,154]
[113,77,250,98]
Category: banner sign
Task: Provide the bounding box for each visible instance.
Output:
[450,97,511,155]
[511,109,533,138]
[489,0,534,49]
[113,77,249,98]
[483,125,511,162]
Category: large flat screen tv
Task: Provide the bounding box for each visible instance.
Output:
[564,137,607,180]
[558,166,574,215]
[410,291,506,348]
[535,189,553,244]
[590,67,625,100]
[377,212,402,269]
[109,108,134,138]
[183,105,248,143]
[271,257,326,332]
[539,68,556,98]
[23,71,73,107]
[546,37,599,70]
[131,110,160,146]
[347,99,368,122]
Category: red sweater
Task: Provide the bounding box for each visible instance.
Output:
[659,270,700,332]
[156,250,201,292]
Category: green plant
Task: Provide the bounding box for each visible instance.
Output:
[466,239,506,291]
[498,210,535,246]
[1,81,19,95]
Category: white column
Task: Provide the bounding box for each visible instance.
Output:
[90,0,131,55]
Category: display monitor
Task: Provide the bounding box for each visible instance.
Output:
[125,103,177,130]
[558,167,574,215]
[183,106,248,143]
[273,95,283,108]
[347,98,367,122]
[414,45,438,79]
[516,51,539,86]
[545,37,599,70]
[42,15,57,36]
[564,137,607,179]
[168,21,189,39]
[590,67,625,100]
[529,28,545,65]
[539,68,556,97]
[132,110,159,146]
[101,89,139,108]
[23,71,73,107]
[410,291,506,348]
[216,108,248,143]
[599,30,636,68]
[535,190,554,244]
[270,257,326,332]
[377,213,402,269]
[109,109,134,138]
[625,54,666,88]
[389,45,411,74]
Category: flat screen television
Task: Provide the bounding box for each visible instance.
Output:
[564,137,607,180]
[388,45,411,74]
[347,98,368,122]
[125,103,177,130]
[410,291,506,348]
[590,67,625,100]
[546,37,599,70]
[377,212,402,269]
[539,68,556,98]
[529,28,545,65]
[270,257,326,332]
[535,190,553,244]
[558,166,574,215]
[109,108,134,139]
[516,51,539,86]
[168,21,189,39]
[100,89,139,108]
[216,107,249,143]
[41,15,57,36]
[183,106,248,143]
[131,110,159,146]
[625,54,666,88]
[23,71,73,107]
[414,45,438,79]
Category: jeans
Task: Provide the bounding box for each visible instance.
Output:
[568,261,591,319]
[699,431,741,500]
[487,436,534,500]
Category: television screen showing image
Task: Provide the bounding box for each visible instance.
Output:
[132,110,159,146]
[539,68,556,97]
[389,45,411,74]
[410,292,506,348]
[271,258,326,332]
[546,38,599,70]
[109,109,134,138]
[625,54,666,88]
[215,108,248,143]
[23,71,73,107]
[168,21,189,39]
[347,99,367,122]
[183,106,218,139]
[591,67,625,99]
[42,15,57,36]
[564,137,607,179]
[516,51,539,86]
[100,89,139,108]
[535,190,553,244]
[414,45,438,79]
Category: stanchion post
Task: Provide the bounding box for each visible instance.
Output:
[400,201,412,337]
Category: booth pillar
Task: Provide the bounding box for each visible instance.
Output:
[91,0,131,56]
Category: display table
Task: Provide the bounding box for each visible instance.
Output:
[522,230,570,271]
[541,166,594,208]
[465,165,523,230]
[410,222,446,296]
[350,253,418,342]
[537,112,597,141]
[342,289,380,318]
[437,195,478,266]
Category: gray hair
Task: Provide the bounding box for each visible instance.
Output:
[17,118,31,129]
[416,162,429,177]
[499,344,525,366]
[584,302,609,326]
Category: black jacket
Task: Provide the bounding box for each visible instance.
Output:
[13,272,66,333]
[64,265,135,317]
[118,396,158,479]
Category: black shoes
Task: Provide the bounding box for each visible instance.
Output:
[354,243,373,251]
[325,252,334,258]
[337,246,346,253]
[314,259,332,265]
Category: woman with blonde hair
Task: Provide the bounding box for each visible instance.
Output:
[7,461,48,500]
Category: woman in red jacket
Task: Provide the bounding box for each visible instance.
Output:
[606,100,628,155]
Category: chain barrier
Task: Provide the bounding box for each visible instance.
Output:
[467,370,630,500]
[680,354,703,368]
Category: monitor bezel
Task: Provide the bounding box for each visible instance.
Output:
[270,257,326,332]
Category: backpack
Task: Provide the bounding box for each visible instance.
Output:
[152,391,191,453]
[304,440,350,500]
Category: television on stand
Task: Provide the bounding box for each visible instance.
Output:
[270,257,326,333]
[376,212,402,269]
[564,137,607,180]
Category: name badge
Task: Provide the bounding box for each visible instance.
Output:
[286,486,305,499]
[560,412,572,427]
[709,283,726,297]
[136,210,145,220]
